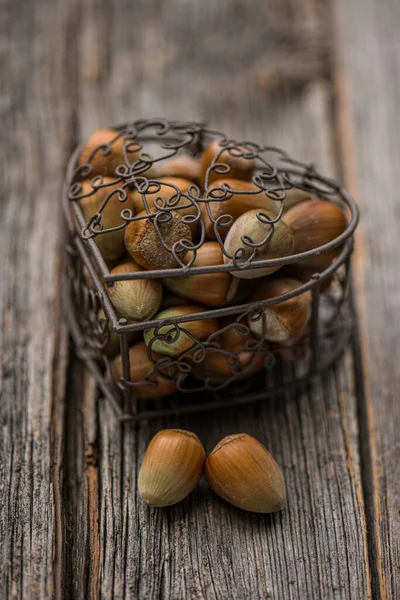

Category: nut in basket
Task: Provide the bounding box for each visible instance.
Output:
[63,119,359,421]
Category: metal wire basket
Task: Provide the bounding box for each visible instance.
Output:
[62,118,359,421]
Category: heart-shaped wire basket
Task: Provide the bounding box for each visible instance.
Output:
[63,119,359,421]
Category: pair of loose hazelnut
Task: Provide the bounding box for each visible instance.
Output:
[138,429,286,514]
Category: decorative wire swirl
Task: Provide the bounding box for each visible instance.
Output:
[67,119,351,271]
[63,118,358,417]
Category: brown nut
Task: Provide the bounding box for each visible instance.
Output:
[107,260,163,321]
[201,140,255,186]
[205,433,286,513]
[139,429,206,507]
[131,177,199,238]
[163,242,240,308]
[78,128,157,179]
[192,318,264,380]
[131,177,194,214]
[110,341,177,399]
[223,209,294,279]
[281,188,312,213]
[201,179,281,241]
[249,278,312,342]
[284,200,346,268]
[76,179,133,261]
[157,155,201,183]
[78,129,124,177]
[124,208,192,270]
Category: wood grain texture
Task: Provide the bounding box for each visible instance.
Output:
[0,0,74,597]
[60,0,372,598]
[63,360,100,600]
[3,0,397,597]
[333,0,400,598]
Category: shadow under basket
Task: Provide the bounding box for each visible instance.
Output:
[62,119,359,422]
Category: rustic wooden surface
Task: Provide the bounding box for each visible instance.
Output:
[333,1,400,597]
[0,0,398,598]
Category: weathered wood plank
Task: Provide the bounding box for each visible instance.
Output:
[333,0,400,597]
[63,360,100,600]
[63,0,372,598]
[0,0,75,597]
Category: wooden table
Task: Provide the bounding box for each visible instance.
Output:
[1,0,399,598]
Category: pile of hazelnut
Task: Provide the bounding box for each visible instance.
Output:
[71,128,347,397]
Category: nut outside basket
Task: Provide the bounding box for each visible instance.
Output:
[62,118,359,422]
